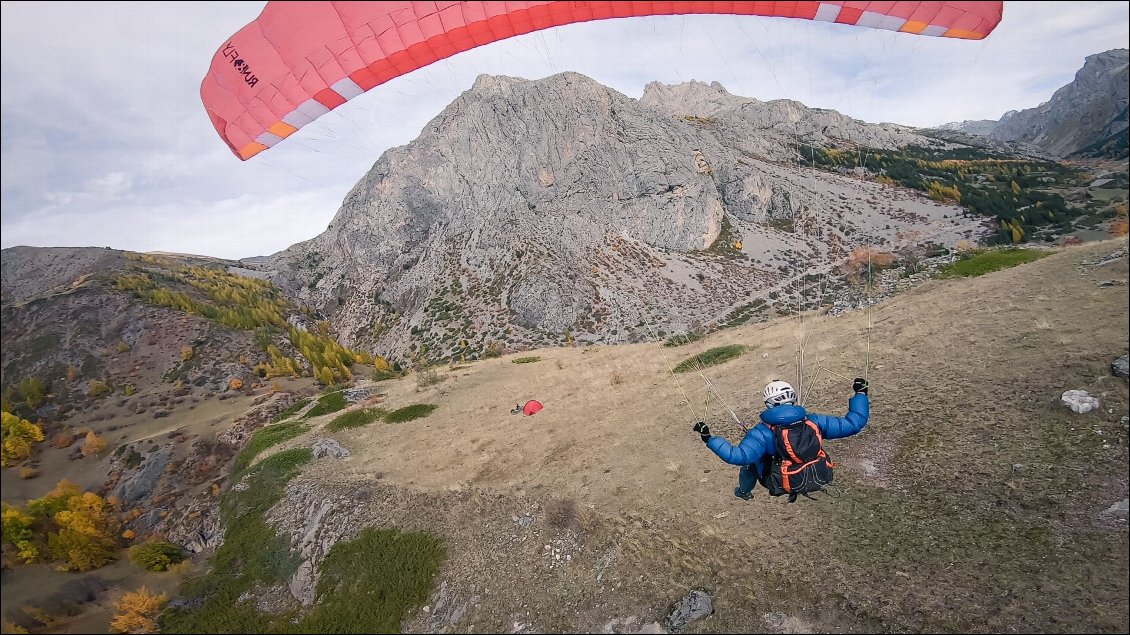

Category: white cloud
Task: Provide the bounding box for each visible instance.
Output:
[3,186,344,260]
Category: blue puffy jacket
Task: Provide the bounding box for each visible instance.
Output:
[705,393,870,466]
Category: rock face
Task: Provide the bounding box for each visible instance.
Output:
[943,49,1129,157]
[640,79,932,157]
[263,71,985,362]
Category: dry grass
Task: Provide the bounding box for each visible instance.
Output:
[299,239,1128,634]
[545,497,580,531]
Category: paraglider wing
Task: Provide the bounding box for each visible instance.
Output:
[201,1,1003,160]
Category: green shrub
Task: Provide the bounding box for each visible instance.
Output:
[372,367,399,382]
[164,448,312,634]
[327,408,387,432]
[128,540,184,571]
[88,380,111,398]
[384,404,437,423]
[298,528,445,633]
[937,248,1052,278]
[231,421,307,476]
[673,345,749,373]
[125,450,143,469]
[512,356,541,364]
[663,332,701,347]
[302,392,347,419]
[271,398,310,423]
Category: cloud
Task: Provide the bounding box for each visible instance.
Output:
[2,185,344,260]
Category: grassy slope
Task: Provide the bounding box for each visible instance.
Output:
[298,239,1127,633]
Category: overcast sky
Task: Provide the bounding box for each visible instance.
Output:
[2,2,1127,260]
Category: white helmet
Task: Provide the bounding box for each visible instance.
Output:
[763,380,797,407]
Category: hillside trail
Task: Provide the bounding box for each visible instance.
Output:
[279,239,1128,633]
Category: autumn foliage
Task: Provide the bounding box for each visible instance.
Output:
[81,431,107,457]
[1,412,44,467]
[111,587,167,634]
[0,479,121,571]
[842,246,895,283]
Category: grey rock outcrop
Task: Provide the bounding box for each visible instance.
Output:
[263,71,986,362]
[943,49,1129,157]
[113,446,173,503]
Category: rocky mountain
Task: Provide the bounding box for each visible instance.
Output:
[0,247,315,417]
[934,118,1000,137]
[940,48,1129,157]
[262,72,988,363]
[638,78,934,155]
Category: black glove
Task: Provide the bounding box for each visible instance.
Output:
[693,421,711,443]
[853,378,869,395]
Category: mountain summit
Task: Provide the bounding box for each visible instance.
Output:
[941,48,1129,157]
[263,71,981,361]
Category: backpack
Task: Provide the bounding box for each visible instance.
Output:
[766,419,835,502]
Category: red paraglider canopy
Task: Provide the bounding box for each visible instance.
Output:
[522,400,544,416]
[201,1,1004,160]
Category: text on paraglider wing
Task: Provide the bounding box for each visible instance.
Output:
[221,42,258,88]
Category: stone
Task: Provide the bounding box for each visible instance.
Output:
[311,437,350,459]
[1112,354,1128,380]
[664,589,713,632]
[1061,390,1100,414]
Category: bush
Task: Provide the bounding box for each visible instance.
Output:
[111,587,167,634]
[2,413,45,467]
[384,404,437,424]
[327,408,387,432]
[232,421,307,476]
[297,528,445,633]
[663,332,701,347]
[302,392,348,419]
[128,540,184,571]
[372,367,399,382]
[88,380,111,398]
[50,432,74,449]
[415,367,445,389]
[936,248,1052,278]
[271,398,310,423]
[483,341,505,358]
[673,345,750,373]
[81,431,107,458]
[512,356,541,364]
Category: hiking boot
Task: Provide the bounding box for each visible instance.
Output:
[733,487,753,500]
